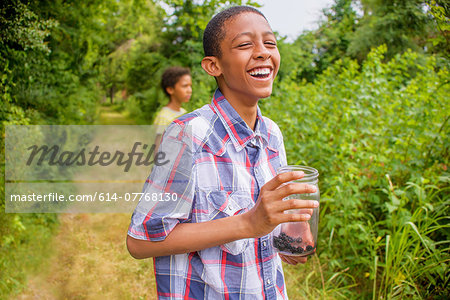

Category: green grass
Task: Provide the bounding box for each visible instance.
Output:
[96,105,137,125]
[0,213,59,297]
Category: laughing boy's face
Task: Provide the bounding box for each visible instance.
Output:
[216,12,280,105]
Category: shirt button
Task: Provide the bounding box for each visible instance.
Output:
[254,169,259,175]
[262,241,267,247]
[266,279,271,285]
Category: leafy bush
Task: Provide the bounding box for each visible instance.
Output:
[0,1,100,297]
[261,45,449,298]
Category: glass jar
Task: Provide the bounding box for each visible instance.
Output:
[272,165,320,256]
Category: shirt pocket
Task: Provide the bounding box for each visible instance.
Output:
[206,190,254,255]
[207,190,253,220]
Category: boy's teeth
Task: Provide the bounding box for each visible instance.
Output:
[249,68,271,76]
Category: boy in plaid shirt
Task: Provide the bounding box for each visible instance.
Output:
[127,6,319,299]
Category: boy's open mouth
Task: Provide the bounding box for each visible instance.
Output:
[248,67,272,79]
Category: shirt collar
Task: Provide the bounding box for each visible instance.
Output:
[210,89,269,152]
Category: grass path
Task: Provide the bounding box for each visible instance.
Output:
[96,105,137,125]
[17,106,157,299]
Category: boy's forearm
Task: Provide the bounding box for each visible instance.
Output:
[127,213,252,259]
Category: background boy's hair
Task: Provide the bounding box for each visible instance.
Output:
[161,66,191,97]
[203,5,267,58]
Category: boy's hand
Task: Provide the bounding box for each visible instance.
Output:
[279,253,309,265]
[243,171,319,238]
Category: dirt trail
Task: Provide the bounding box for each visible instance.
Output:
[16,106,157,300]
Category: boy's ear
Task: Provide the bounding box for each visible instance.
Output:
[201,56,222,77]
[166,86,174,95]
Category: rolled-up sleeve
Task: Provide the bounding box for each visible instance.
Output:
[128,123,195,241]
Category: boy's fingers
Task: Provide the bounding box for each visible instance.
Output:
[298,208,314,215]
[280,255,289,264]
[279,211,313,223]
[281,255,298,265]
[279,254,308,265]
[290,256,308,264]
[263,171,305,191]
[277,199,318,213]
[276,183,317,199]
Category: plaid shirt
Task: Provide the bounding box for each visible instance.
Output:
[128,89,288,299]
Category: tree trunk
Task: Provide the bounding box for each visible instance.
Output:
[109,85,115,104]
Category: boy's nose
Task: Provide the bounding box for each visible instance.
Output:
[253,44,271,60]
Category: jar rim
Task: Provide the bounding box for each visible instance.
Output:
[277,165,319,180]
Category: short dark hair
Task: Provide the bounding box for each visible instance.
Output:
[161,66,191,97]
[203,6,267,58]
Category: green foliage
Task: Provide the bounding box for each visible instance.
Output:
[0,0,102,126]
[1,0,449,298]
[159,0,260,64]
[377,179,449,298]
[426,0,450,55]
[95,0,164,104]
[262,45,449,298]
[349,0,435,61]
[0,1,51,126]
[277,33,318,83]
[290,0,449,82]
[296,0,358,80]
[1,1,105,297]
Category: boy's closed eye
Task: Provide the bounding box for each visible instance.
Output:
[264,41,277,47]
[237,41,277,48]
[237,42,252,48]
